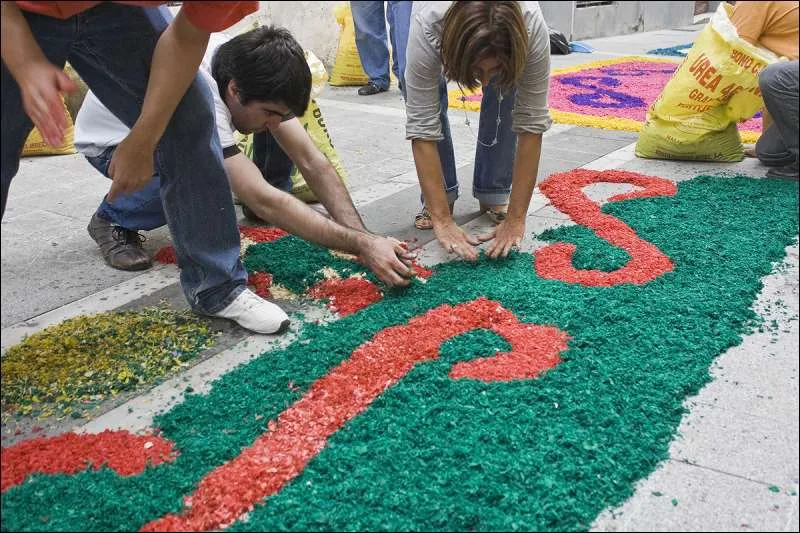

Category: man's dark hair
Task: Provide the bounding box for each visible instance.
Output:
[212,26,312,118]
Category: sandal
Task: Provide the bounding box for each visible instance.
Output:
[480,203,508,224]
[414,201,455,230]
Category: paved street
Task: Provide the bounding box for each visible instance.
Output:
[1,24,797,532]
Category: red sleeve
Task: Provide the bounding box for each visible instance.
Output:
[181,1,258,33]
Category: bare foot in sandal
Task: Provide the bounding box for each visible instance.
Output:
[414,202,455,230]
[479,203,508,224]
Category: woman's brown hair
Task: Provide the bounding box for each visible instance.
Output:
[440,1,528,91]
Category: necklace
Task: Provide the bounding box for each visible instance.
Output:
[458,84,503,148]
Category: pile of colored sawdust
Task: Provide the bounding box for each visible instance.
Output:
[1,307,214,419]
[243,235,371,294]
[647,43,693,57]
[448,56,761,143]
[2,174,797,532]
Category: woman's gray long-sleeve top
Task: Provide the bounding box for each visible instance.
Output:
[404,1,553,142]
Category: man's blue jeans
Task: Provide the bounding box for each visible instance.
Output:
[351,1,412,91]
[88,132,295,230]
[1,4,246,314]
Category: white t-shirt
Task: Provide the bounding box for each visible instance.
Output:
[74,33,237,157]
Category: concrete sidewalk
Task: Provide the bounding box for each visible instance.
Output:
[1,26,797,532]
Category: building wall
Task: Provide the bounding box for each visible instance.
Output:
[540,1,695,41]
[188,1,696,71]
[263,2,341,71]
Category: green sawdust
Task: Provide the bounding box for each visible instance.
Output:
[243,236,373,293]
[538,225,631,271]
[0,307,214,419]
[2,176,797,532]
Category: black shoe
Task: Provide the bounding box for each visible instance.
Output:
[358,82,388,96]
[87,213,152,271]
[766,163,799,179]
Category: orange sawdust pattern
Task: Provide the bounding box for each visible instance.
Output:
[1,430,177,493]
[535,169,677,286]
[142,298,568,532]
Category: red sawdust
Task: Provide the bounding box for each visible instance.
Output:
[1,430,177,493]
[238,225,289,243]
[308,277,383,316]
[535,169,676,286]
[248,272,273,299]
[143,298,568,532]
[154,245,177,265]
[410,261,434,279]
[155,226,287,265]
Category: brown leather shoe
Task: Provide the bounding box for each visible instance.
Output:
[87,213,152,271]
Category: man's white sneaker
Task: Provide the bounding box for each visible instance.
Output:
[212,289,290,334]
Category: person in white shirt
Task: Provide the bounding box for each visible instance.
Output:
[77,25,416,288]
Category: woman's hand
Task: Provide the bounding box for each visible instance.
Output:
[17,60,76,147]
[479,215,525,259]
[433,218,480,261]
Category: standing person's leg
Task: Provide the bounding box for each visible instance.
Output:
[351,1,390,95]
[86,146,165,270]
[411,77,460,230]
[66,4,288,332]
[1,12,73,217]
[387,1,412,92]
[437,77,459,206]
[473,82,518,222]
[756,60,799,178]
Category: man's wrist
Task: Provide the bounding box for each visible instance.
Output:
[353,231,375,255]
[126,123,161,150]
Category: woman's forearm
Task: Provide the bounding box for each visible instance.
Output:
[412,139,451,220]
[507,133,543,219]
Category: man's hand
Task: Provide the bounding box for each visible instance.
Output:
[358,234,417,288]
[2,2,77,147]
[107,132,157,202]
[433,219,480,261]
[16,61,76,147]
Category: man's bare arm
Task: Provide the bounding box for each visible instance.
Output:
[271,118,367,232]
[225,153,415,287]
[107,8,210,201]
[1,2,76,146]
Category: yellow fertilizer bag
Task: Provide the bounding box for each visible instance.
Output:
[636,3,779,162]
[290,99,348,202]
[306,49,330,98]
[22,97,76,157]
[329,3,369,87]
[235,100,347,203]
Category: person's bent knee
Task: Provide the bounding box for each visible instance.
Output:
[759,62,797,96]
[164,78,217,141]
